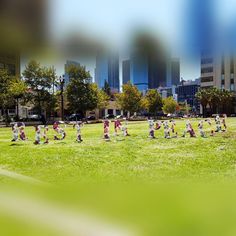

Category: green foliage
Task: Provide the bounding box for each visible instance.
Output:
[66,64,98,114]
[177,102,191,115]
[102,80,111,96]
[142,89,163,115]
[196,87,233,115]
[22,60,57,116]
[97,87,110,109]
[162,97,178,114]
[0,69,26,118]
[116,82,142,114]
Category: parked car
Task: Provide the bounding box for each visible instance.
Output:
[27,114,42,121]
[115,115,124,119]
[68,114,83,121]
[86,116,96,121]
[104,114,115,119]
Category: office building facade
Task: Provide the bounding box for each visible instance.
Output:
[176,79,200,112]
[122,60,130,85]
[95,51,119,92]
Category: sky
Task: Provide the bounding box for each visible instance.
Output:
[46,0,236,81]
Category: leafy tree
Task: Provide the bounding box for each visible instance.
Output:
[22,60,57,118]
[142,89,163,116]
[207,87,221,114]
[97,87,110,110]
[0,69,26,122]
[177,102,191,115]
[196,87,233,116]
[196,89,209,117]
[66,64,98,116]
[103,80,111,97]
[162,97,178,114]
[220,89,233,114]
[116,82,142,116]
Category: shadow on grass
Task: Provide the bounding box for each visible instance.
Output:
[9,143,24,146]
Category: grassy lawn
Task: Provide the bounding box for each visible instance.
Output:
[1,118,236,236]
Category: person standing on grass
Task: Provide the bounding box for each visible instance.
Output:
[43,126,49,144]
[155,121,162,131]
[11,123,19,142]
[121,118,130,137]
[215,115,222,132]
[222,114,227,131]
[53,121,66,140]
[198,120,206,138]
[75,122,83,143]
[170,120,178,138]
[114,118,122,136]
[182,120,196,138]
[148,118,155,139]
[19,126,27,141]
[163,121,171,139]
[34,125,41,145]
[103,118,111,141]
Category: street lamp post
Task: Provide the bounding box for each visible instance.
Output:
[59,75,65,121]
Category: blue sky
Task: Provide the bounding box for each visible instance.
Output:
[47,0,236,81]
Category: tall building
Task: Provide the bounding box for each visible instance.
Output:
[108,53,119,91]
[122,60,130,85]
[64,60,80,86]
[130,50,148,91]
[95,51,119,92]
[171,59,180,86]
[176,79,200,112]
[201,54,236,112]
[129,35,178,91]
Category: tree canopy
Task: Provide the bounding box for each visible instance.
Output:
[162,97,178,114]
[0,69,26,121]
[22,60,57,117]
[116,82,142,115]
[66,64,106,115]
[142,89,163,115]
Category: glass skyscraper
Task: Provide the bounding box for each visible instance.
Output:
[95,51,119,92]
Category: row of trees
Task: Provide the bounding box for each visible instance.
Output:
[116,82,178,116]
[196,87,233,117]
[1,60,234,122]
[0,60,183,121]
[0,60,110,121]
[0,69,26,121]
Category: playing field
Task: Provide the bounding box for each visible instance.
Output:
[0,118,236,236]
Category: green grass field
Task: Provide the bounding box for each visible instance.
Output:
[0,119,236,236]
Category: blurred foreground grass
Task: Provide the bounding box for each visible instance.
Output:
[0,119,236,236]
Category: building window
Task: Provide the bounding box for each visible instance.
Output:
[201,76,214,83]
[231,78,234,84]
[201,67,213,74]
[230,84,235,91]
[201,58,213,64]
[230,57,234,74]
[221,80,225,85]
[222,56,225,74]
[6,64,16,76]
[108,109,113,115]
[0,63,4,69]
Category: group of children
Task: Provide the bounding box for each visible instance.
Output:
[10,115,228,144]
[103,118,130,141]
[11,122,27,142]
[148,115,227,139]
